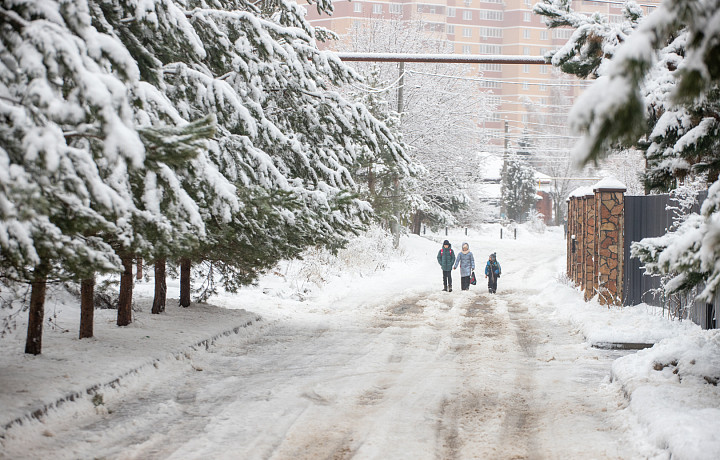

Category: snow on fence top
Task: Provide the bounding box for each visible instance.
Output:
[333,53,549,65]
[593,177,627,192]
[568,186,595,198]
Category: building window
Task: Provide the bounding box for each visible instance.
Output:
[479,63,502,72]
[390,3,402,15]
[523,46,530,55]
[354,2,362,13]
[463,10,472,20]
[540,65,548,74]
[523,29,531,39]
[464,0,471,6]
[523,64,530,73]
[522,82,530,90]
[479,27,502,38]
[524,0,532,5]
[462,45,472,54]
[478,10,503,21]
[522,114,529,123]
[447,24,455,34]
[524,12,531,22]
[479,44,501,54]
[541,30,548,40]
[463,27,472,38]
[481,80,502,89]
[447,7,456,17]
[540,84,547,92]
[372,4,382,14]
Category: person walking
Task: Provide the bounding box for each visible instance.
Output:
[485,252,502,294]
[453,242,475,291]
[437,240,456,292]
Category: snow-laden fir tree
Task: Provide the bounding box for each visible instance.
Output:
[1,0,148,351]
[349,66,413,228]
[1,0,407,352]
[534,0,720,300]
[110,0,408,302]
[501,155,537,222]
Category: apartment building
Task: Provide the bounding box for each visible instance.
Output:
[302,0,658,151]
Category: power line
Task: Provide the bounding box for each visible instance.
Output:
[406,68,593,87]
[350,71,407,93]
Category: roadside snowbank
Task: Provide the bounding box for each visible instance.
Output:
[533,283,700,346]
[0,288,259,433]
[612,331,720,460]
[530,260,719,460]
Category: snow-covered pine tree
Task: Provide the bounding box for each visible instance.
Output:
[107,0,407,299]
[0,0,154,352]
[501,155,537,222]
[349,66,413,228]
[535,0,720,300]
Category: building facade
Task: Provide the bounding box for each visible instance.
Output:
[302,0,658,152]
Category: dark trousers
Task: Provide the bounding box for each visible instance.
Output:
[461,276,470,290]
[443,270,452,288]
[488,274,498,293]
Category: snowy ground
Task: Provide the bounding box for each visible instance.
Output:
[1,225,718,459]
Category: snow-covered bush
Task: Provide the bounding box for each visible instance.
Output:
[526,209,548,234]
[280,226,401,299]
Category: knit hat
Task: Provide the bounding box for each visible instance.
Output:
[443,240,451,246]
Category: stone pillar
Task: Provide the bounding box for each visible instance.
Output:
[593,179,626,305]
[573,194,581,285]
[583,189,596,301]
[578,195,586,291]
[566,198,572,279]
[569,195,579,283]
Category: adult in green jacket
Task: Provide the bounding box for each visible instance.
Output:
[437,240,456,291]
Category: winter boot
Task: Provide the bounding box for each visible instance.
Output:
[443,286,447,292]
[449,286,453,292]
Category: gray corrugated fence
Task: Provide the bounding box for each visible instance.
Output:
[623,191,716,329]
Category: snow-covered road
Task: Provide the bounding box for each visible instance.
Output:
[5,289,652,458]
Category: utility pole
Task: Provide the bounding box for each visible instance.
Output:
[392,61,404,248]
[501,119,509,219]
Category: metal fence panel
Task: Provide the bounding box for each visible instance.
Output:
[623,195,672,306]
[623,190,716,329]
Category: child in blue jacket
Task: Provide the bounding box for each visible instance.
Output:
[485,252,501,294]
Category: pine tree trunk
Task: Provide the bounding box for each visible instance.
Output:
[25,263,48,355]
[117,255,134,326]
[368,165,376,196]
[79,276,95,339]
[179,258,191,308]
[411,211,423,235]
[152,258,167,314]
[136,257,143,280]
